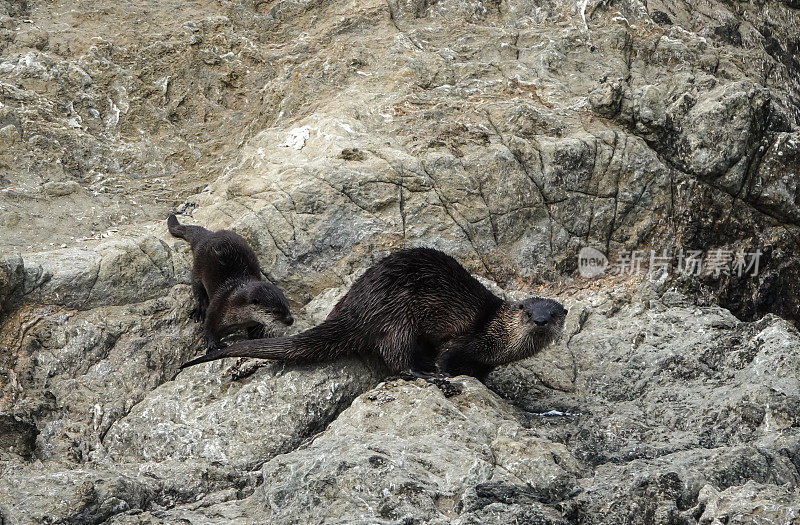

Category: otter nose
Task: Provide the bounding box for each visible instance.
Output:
[532,315,549,326]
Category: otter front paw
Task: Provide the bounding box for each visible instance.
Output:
[204,339,224,353]
[189,307,206,323]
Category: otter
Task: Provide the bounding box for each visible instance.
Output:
[179,247,566,379]
[167,214,294,350]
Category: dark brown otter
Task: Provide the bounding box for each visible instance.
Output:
[167,214,294,350]
[180,247,566,379]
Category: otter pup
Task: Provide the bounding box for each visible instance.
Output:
[180,247,566,379]
[167,214,294,350]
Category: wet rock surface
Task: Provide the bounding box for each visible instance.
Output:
[1,0,799,523]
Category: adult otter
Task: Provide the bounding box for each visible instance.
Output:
[180,247,566,379]
[167,214,294,350]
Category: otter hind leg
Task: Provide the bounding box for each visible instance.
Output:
[403,369,448,380]
[407,337,438,377]
[375,331,430,374]
[436,344,493,381]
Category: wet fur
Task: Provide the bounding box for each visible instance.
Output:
[180,247,566,379]
[168,214,292,349]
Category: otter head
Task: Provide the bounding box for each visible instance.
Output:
[247,281,294,331]
[227,281,294,337]
[510,297,567,354]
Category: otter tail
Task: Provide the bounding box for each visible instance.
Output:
[179,319,356,370]
[167,214,210,249]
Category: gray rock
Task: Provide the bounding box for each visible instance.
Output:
[694,482,800,524]
[42,180,81,197]
[9,235,186,310]
[0,464,159,525]
[102,357,382,471]
[149,377,581,524]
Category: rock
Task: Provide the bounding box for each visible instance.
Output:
[0,254,24,315]
[749,131,800,224]
[245,377,580,523]
[1,285,200,462]
[571,446,799,523]
[42,180,81,197]
[693,482,800,524]
[15,27,49,50]
[0,460,263,525]
[0,414,37,459]
[0,210,20,227]
[102,357,382,471]
[118,377,582,523]
[0,123,19,145]
[10,235,185,310]
[82,283,799,524]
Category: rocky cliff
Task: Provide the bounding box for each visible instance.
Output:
[1,0,799,523]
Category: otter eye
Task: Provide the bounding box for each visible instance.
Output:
[518,304,524,310]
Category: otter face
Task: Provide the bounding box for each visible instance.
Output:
[515,297,567,341]
[248,282,294,328]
